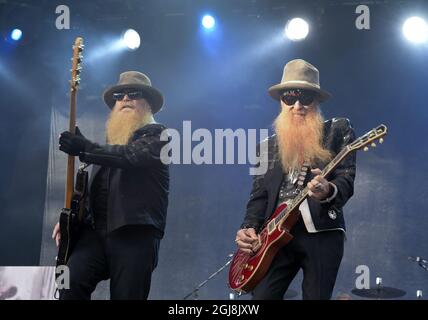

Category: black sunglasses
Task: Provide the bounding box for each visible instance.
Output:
[112,90,145,101]
[281,89,317,106]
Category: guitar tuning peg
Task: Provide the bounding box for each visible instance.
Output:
[363,146,369,152]
[379,138,384,144]
[371,142,376,148]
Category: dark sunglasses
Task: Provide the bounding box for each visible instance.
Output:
[112,90,145,101]
[281,89,317,106]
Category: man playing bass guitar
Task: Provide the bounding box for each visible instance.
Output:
[53,71,169,300]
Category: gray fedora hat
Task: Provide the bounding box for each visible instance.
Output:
[268,59,332,102]
[103,71,164,113]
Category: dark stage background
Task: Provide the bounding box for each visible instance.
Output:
[1,0,427,299]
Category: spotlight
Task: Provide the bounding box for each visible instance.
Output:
[10,28,23,42]
[285,18,309,41]
[122,29,141,50]
[202,14,216,30]
[403,16,428,44]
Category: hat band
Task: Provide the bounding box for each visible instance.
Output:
[281,80,321,89]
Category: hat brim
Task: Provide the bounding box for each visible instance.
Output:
[268,82,332,103]
[103,84,164,113]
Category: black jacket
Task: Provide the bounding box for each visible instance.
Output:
[242,118,356,232]
[79,123,169,237]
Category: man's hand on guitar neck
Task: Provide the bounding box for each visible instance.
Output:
[52,223,61,247]
[235,228,261,254]
[308,168,337,202]
[59,126,95,157]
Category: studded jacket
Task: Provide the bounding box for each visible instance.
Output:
[241,117,356,232]
[79,123,169,237]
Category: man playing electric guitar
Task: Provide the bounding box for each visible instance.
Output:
[53,71,169,300]
[235,59,356,300]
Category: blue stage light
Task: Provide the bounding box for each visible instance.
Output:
[202,15,216,30]
[122,29,141,50]
[10,28,23,41]
[285,18,309,41]
[403,17,428,44]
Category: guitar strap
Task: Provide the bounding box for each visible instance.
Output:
[276,162,311,208]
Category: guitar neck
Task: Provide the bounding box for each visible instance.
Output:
[275,146,351,226]
[64,37,83,209]
[64,88,77,209]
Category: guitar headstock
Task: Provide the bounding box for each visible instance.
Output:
[70,37,84,91]
[348,124,388,152]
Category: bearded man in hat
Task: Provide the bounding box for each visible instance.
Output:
[53,71,169,300]
[235,59,356,300]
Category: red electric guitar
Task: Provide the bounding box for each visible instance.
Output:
[228,124,388,293]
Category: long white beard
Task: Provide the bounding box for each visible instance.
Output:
[106,109,153,145]
[273,107,331,172]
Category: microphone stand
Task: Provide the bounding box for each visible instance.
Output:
[408,256,427,299]
[408,256,428,272]
[183,254,236,300]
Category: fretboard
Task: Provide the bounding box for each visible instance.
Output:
[274,146,351,225]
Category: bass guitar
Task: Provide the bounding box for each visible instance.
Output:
[56,37,87,268]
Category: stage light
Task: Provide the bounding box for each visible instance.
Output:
[202,15,216,30]
[122,29,141,50]
[86,30,141,64]
[10,28,23,41]
[403,17,428,44]
[285,18,309,41]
